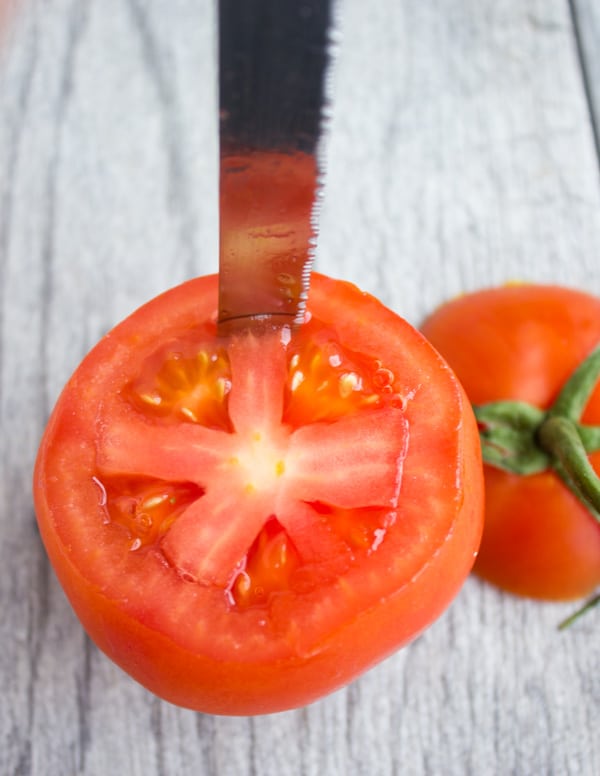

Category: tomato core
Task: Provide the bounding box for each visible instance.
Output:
[95,318,410,605]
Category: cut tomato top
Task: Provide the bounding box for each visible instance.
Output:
[35,273,482,710]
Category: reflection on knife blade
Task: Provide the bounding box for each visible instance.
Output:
[217,0,336,330]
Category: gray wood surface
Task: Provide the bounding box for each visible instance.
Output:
[573,0,600,143]
[1,1,599,774]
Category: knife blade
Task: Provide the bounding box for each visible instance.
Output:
[217,0,335,331]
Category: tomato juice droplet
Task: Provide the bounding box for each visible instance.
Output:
[373,367,394,389]
[91,476,107,506]
[277,272,295,285]
[135,512,153,533]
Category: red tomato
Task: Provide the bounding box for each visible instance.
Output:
[34,273,483,715]
[422,284,600,601]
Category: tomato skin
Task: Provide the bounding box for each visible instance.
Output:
[422,284,600,601]
[38,477,480,716]
[34,273,483,714]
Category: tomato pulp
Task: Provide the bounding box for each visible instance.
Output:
[34,274,483,714]
[422,284,600,601]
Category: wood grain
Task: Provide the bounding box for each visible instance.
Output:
[572,0,600,149]
[1,1,599,774]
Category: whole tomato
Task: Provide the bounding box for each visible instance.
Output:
[34,273,483,715]
[422,284,600,602]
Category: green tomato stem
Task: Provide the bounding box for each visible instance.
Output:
[577,424,600,454]
[537,416,600,523]
[558,591,600,630]
[551,344,600,421]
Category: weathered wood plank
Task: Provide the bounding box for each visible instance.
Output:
[1,1,599,775]
[318,0,600,325]
[572,0,600,150]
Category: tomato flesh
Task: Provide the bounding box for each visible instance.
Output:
[34,273,483,714]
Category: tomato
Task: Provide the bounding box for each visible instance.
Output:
[34,273,483,715]
[422,284,600,601]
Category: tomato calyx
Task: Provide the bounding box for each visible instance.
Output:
[475,344,600,522]
[475,344,600,627]
[475,401,549,475]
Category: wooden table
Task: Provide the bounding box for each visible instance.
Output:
[2,1,599,774]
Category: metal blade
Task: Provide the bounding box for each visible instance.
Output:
[217,0,336,330]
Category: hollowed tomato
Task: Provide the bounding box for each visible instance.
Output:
[34,273,483,714]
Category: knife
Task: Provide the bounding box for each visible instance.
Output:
[217,0,335,332]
